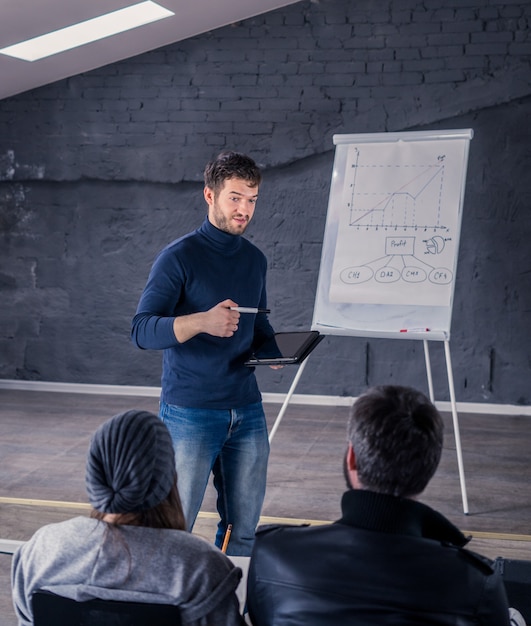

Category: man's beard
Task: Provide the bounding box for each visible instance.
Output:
[211,203,249,235]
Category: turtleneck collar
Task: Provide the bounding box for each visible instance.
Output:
[198,216,243,253]
[338,489,469,548]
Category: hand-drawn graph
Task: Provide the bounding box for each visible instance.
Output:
[347,148,448,230]
[329,138,467,307]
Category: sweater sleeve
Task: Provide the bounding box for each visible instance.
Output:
[251,259,275,351]
[11,542,33,626]
[179,567,245,626]
[131,247,183,350]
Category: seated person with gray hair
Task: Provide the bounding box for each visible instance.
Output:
[11,410,244,626]
[247,385,512,626]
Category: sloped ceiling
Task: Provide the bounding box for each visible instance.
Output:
[0,0,302,100]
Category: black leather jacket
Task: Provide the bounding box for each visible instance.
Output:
[247,490,510,626]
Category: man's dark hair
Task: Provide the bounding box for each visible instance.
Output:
[204,151,262,193]
[347,385,444,498]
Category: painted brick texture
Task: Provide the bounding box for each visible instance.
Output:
[0,0,530,404]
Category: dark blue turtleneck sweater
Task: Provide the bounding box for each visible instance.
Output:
[132,217,274,408]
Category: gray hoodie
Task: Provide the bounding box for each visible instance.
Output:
[11,516,244,626]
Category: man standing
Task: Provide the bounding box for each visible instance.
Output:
[132,151,275,556]
[247,385,511,625]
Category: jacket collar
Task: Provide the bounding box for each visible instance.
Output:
[337,489,469,547]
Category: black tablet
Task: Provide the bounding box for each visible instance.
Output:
[245,331,323,366]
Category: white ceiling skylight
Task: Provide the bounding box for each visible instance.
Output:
[0,1,175,62]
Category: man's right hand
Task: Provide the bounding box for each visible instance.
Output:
[173,299,241,343]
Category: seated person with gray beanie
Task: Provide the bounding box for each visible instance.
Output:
[11,410,245,626]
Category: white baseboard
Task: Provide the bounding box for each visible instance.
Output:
[0,379,530,416]
[0,538,24,555]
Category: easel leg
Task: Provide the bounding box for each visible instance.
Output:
[423,339,435,402]
[444,340,469,514]
[268,357,310,444]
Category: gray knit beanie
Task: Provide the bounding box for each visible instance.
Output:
[85,410,176,514]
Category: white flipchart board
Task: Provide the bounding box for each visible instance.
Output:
[312,129,473,341]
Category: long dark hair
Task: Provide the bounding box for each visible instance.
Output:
[90,481,186,530]
[89,481,187,583]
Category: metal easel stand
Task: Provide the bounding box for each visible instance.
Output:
[268,357,310,444]
[423,339,469,514]
[268,341,469,515]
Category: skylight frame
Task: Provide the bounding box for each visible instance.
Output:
[0,1,175,62]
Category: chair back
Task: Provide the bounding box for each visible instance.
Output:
[494,557,531,625]
[32,589,182,626]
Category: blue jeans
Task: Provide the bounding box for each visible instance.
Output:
[159,400,270,556]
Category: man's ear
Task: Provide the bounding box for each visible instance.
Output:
[346,443,357,471]
[204,186,214,206]
[345,443,360,489]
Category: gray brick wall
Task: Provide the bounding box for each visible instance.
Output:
[0,0,530,405]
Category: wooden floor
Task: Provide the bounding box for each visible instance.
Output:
[1,388,531,625]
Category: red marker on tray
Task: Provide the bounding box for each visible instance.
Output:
[400,328,430,333]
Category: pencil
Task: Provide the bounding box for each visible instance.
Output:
[221,523,232,553]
